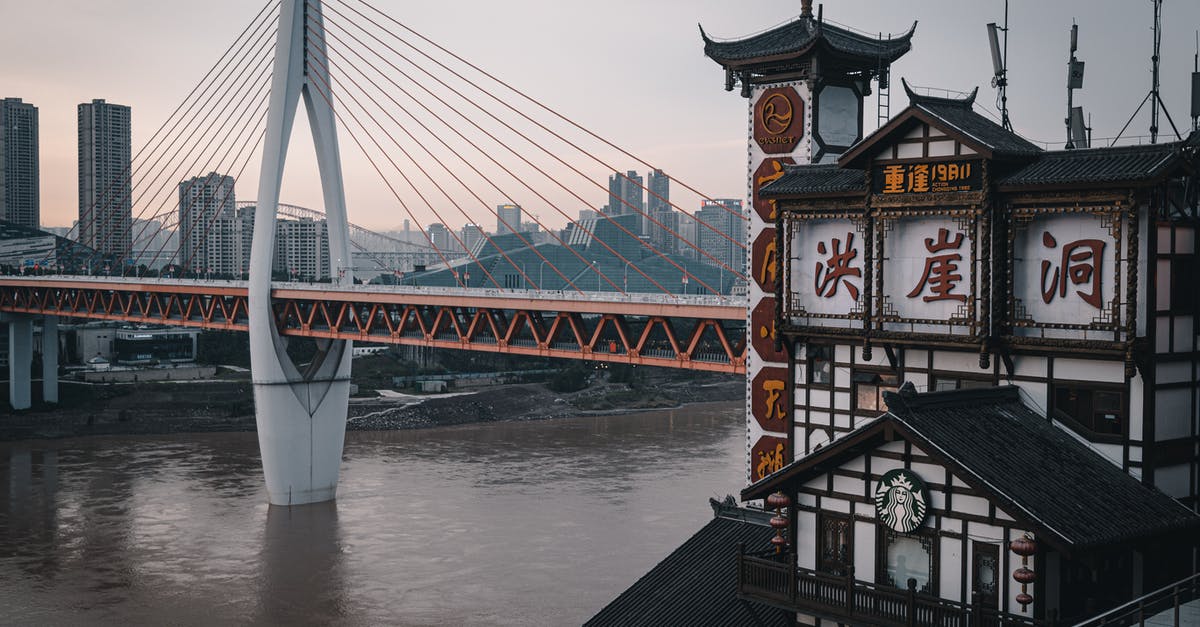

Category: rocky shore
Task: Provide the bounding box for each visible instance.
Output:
[0,372,743,441]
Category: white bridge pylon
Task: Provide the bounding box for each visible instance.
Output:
[250,0,354,506]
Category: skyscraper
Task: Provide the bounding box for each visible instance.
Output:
[497,203,521,235]
[0,98,39,228]
[646,169,671,251]
[178,172,236,275]
[605,170,644,224]
[696,198,742,273]
[78,99,132,262]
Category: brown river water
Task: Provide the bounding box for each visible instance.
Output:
[0,402,744,626]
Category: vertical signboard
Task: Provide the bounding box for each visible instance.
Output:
[746,83,810,484]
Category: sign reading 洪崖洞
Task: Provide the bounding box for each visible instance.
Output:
[879,216,976,328]
[753,87,805,154]
[787,218,865,318]
[871,160,981,195]
[874,469,929,532]
[1012,212,1119,329]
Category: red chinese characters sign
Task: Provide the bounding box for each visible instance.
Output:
[1012,213,1117,328]
[750,297,786,363]
[751,435,788,482]
[751,367,789,431]
[878,217,975,325]
[754,87,804,154]
[1039,232,1105,308]
[871,160,981,195]
[752,157,795,222]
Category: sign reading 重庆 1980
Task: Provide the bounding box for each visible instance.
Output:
[871,160,981,195]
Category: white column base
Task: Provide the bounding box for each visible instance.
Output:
[7,316,32,410]
[254,376,351,506]
[42,316,58,404]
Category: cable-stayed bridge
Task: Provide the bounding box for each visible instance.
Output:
[0,0,751,504]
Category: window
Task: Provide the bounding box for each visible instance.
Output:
[1051,383,1125,438]
[931,375,993,392]
[818,512,852,576]
[878,529,936,594]
[853,371,899,414]
[809,345,833,386]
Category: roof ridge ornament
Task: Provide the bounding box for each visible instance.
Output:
[800,0,813,20]
[901,77,978,108]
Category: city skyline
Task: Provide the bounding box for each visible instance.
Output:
[2,1,1199,232]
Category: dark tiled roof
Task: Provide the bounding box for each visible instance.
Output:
[584,499,792,627]
[702,17,914,66]
[759,164,866,197]
[885,386,1200,550]
[744,386,1200,553]
[903,82,1042,159]
[996,143,1182,188]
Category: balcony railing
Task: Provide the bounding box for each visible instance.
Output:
[1072,573,1199,627]
[736,546,1048,627]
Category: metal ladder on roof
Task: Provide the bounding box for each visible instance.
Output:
[876,43,891,131]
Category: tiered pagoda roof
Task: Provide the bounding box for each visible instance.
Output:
[701,0,915,89]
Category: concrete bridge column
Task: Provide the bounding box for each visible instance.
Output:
[41,316,58,404]
[6,315,33,410]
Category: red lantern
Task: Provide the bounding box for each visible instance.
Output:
[770,515,788,530]
[766,492,790,509]
[1010,535,1036,612]
[1010,536,1036,557]
[770,535,789,549]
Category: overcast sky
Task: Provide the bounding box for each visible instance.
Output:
[3,0,1199,231]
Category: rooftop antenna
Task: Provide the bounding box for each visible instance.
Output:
[986,1,1012,131]
[1191,30,1199,132]
[1065,23,1085,149]
[1112,0,1182,145]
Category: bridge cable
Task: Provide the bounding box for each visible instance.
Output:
[318,11,694,296]
[84,24,277,271]
[306,26,587,293]
[318,6,737,291]
[74,4,280,271]
[334,0,748,242]
[304,56,507,290]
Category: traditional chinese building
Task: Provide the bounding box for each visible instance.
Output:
[589,5,1199,626]
[727,62,1200,627]
[698,2,1200,626]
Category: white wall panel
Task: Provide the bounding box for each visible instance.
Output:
[1054,358,1124,383]
[1155,463,1191,497]
[1156,388,1193,440]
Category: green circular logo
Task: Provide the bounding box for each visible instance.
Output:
[874,469,929,532]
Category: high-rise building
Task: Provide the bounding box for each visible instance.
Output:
[0,98,39,229]
[178,172,236,275]
[427,223,451,252]
[695,198,742,273]
[497,203,521,235]
[275,216,329,280]
[460,221,484,252]
[645,169,672,251]
[78,99,132,261]
[605,171,644,224]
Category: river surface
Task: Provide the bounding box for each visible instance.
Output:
[0,402,745,626]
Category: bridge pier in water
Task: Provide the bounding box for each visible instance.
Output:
[2,313,57,411]
[249,0,355,506]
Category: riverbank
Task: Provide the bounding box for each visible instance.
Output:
[0,370,743,441]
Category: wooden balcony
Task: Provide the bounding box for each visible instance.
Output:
[736,547,1048,627]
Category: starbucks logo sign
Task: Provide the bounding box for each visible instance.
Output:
[874,469,929,533]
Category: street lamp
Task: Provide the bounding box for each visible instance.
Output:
[538,260,548,291]
[592,260,599,292]
[624,260,632,293]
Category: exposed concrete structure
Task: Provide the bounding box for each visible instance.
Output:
[249,0,354,506]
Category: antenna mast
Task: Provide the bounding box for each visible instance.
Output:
[1065,23,1085,149]
[986,1,1012,131]
[1111,0,1182,146]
